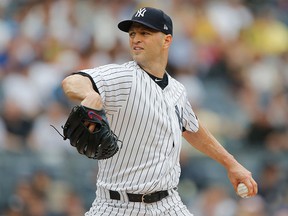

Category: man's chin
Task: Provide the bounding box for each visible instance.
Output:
[132,56,143,64]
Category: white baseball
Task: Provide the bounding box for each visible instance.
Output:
[237,183,249,198]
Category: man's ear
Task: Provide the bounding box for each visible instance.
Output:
[163,34,172,49]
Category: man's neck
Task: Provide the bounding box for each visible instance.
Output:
[137,62,167,78]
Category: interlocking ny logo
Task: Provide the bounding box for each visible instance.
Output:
[135,8,147,17]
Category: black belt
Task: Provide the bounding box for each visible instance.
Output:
[109,189,170,203]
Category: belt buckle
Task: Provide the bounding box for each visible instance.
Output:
[141,193,152,203]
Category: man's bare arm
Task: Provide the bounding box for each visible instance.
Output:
[183,121,258,197]
[62,74,103,132]
[62,74,103,110]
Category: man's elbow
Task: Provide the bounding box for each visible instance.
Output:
[61,75,81,99]
[62,76,72,96]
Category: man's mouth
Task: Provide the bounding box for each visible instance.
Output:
[133,46,143,50]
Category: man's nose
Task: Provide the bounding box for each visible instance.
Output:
[132,34,141,43]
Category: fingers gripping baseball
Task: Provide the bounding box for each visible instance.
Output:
[227,164,258,198]
[237,178,258,198]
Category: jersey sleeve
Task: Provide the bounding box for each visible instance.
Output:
[77,63,133,111]
[183,99,199,133]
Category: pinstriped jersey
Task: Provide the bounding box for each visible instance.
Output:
[81,61,199,194]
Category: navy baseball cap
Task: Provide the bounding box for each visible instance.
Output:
[118,7,173,35]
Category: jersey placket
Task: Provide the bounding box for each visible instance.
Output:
[162,87,182,155]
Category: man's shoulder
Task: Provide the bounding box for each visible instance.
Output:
[97,61,136,72]
[168,74,185,89]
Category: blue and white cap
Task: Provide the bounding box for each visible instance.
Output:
[118,7,173,35]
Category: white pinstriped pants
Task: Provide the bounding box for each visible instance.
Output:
[85,187,194,216]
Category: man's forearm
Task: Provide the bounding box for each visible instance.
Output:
[183,122,239,169]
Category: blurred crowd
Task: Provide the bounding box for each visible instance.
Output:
[0,0,287,215]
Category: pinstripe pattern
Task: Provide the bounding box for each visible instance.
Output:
[82,61,198,215]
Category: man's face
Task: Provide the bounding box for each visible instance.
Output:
[128,23,166,66]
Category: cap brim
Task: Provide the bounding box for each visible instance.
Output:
[118,20,160,33]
